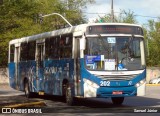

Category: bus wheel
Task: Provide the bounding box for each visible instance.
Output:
[65,85,74,105]
[111,97,124,105]
[24,80,32,98]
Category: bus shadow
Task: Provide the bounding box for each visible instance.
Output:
[34,94,160,108]
[76,97,160,108]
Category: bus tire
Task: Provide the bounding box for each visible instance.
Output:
[111,97,124,105]
[24,80,32,98]
[66,85,74,106]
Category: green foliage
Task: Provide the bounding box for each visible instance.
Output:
[146,19,160,66]
[0,0,94,67]
[95,9,137,24]
[95,14,112,23]
[118,10,137,23]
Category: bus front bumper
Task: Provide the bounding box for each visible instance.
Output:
[96,86,137,98]
[83,83,146,98]
[83,77,146,98]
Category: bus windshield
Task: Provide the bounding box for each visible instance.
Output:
[84,36,146,71]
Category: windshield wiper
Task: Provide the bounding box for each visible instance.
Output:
[97,34,109,55]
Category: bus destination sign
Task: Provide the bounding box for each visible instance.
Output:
[86,25,143,35]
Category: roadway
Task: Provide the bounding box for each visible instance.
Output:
[0,84,160,115]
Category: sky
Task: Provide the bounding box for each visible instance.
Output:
[85,0,160,24]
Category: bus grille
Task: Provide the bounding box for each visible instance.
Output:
[94,74,138,80]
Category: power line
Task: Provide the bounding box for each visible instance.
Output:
[83,11,160,19]
[134,14,159,19]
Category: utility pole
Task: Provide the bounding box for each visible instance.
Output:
[111,0,114,22]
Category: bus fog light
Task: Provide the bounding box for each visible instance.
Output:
[135,79,146,87]
[136,83,140,87]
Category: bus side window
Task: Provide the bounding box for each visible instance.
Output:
[45,38,50,59]
[45,36,59,59]
[20,43,28,61]
[20,41,35,61]
[60,34,72,58]
[10,45,15,62]
[28,41,36,60]
[45,34,72,60]
[52,37,59,58]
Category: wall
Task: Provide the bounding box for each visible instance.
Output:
[146,67,160,83]
[0,68,9,84]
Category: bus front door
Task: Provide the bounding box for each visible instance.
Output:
[15,46,20,90]
[74,38,81,96]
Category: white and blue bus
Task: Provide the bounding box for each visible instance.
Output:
[8,23,146,105]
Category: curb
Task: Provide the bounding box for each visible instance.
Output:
[146,84,160,86]
[4,101,46,108]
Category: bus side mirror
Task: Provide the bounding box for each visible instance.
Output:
[80,37,86,50]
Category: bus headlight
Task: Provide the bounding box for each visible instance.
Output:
[83,78,99,89]
[135,79,146,96]
[135,79,146,87]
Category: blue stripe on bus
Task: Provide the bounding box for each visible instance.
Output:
[8,59,75,96]
[8,62,16,89]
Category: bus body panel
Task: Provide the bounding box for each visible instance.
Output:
[19,61,37,91]
[8,62,16,89]
[80,58,146,98]
[43,59,74,95]
[8,61,37,91]
[8,59,75,96]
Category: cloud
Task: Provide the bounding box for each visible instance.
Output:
[115,0,160,16]
[85,0,160,24]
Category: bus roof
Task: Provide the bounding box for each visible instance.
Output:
[9,23,142,45]
[87,23,142,27]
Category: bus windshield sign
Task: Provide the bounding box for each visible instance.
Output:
[86,25,143,35]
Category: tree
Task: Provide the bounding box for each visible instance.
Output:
[146,19,160,66]
[95,9,137,24]
[0,0,95,67]
[118,10,137,23]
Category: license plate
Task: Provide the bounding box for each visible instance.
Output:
[38,92,44,95]
[112,91,123,95]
